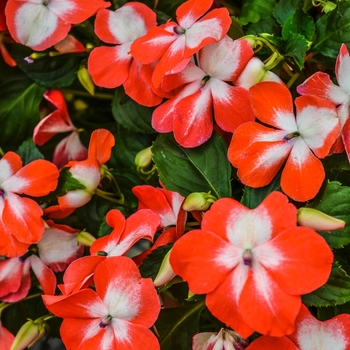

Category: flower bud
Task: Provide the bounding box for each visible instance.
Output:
[297,208,345,231]
[10,319,46,350]
[183,192,216,212]
[192,328,249,350]
[77,230,96,246]
[153,249,175,287]
[135,147,153,170]
[240,35,258,49]
[77,67,95,96]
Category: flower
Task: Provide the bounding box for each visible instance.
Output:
[0,152,59,257]
[170,191,333,338]
[297,43,350,161]
[228,81,340,202]
[57,128,115,210]
[88,2,165,106]
[42,256,161,350]
[130,0,232,87]
[33,90,88,169]
[193,328,249,350]
[245,304,350,349]
[0,321,14,350]
[5,0,110,51]
[152,36,254,147]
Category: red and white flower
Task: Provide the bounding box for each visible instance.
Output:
[33,90,88,169]
[130,0,231,87]
[0,321,14,350]
[152,36,254,147]
[5,0,110,51]
[42,256,161,350]
[297,43,350,160]
[170,191,333,338]
[228,81,340,202]
[0,152,59,257]
[246,304,350,350]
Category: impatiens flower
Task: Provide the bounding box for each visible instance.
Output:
[297,43,350,160]
[170,191,333,338]
[42,256,161,350]
[57,128,114,210]
[193,328,249,350]
[88,3,165,106]
[59,208,159,295]
[228,81,340,202]
[130,0,232,87]
[33,90,88,169]
[132,185,187,265]
[5,0,110,51]
[0,152,59,257]
[152,36,254,147]
[0,321,14,350]
[246,304,350,350]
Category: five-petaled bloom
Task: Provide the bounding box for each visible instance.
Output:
[42,256,161,350]
[170,191,333,338]
[228,81,340,202]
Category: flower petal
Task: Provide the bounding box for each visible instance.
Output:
[336,43,350,96]
[29,255,56,295]
[246,336,297,350]
[88,129,115,166]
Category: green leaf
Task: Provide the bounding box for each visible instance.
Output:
[152,132,231,198]
[241,171,281,209]
[282,7,315,41]
[245,18,281,36]
[273,0,301,25]
[57,167,87,195]
[16,139,44,165]
[112,87,155,134]
[239,0,276,25]
[302,262,350,307]
[156,301,206,350]
[313,1,350,58]
[227,16,244,40]
[109,123,155,171]
[307,181,350,249]
[284,33,310,69]
[139,243,173,279]
[9,45,84,88]
[0,72,45,147]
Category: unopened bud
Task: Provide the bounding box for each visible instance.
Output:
[77,230,96,246]
[10,319,47,350]
[192,328,249,350]
[183,192,216,212]
[135,147,153,170]
[241,35,258,49]
[153,249,175,287]
[78,67,95,96]
[297,207,345,232]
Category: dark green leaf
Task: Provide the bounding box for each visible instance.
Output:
[227,16,244,40]
[156,301,206,350]
[16,139,44,165]
[109,123,155,171]
[282,8,315,41]
[239,0,275,25]
[273,0,301,25]
[9,45,84,88]
[303,262,350,307]
[152,132,231,198]
[245,18,281,36]
[241,170,281,209]
[313,1,350,58]
[284,33,310,69]
[139,243,173,279]
[0,72,45,147]
[57,167,86,195]
[112,87,155,134]
[98,215,113,238]
[307,181,350,249]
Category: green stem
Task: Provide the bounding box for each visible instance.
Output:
[286,72,301,89]
[95,188,125,205]
[63,89,114,100]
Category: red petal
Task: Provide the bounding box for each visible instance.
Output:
[176,0,213,28]
[336,43,350,95]
[246,336,297,350]
[94,256,160,326]
[0,322,15,350]
[88,129,115,165]
[3,159,58,196]
[0,152,22,183]
[281,139,325,202]
[88,45,132,88]
[0,258,24,298]
[249,82,296,131]
[29,255,56,295]
[54,34,86,54]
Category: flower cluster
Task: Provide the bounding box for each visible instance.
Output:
[1,0,350,349]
